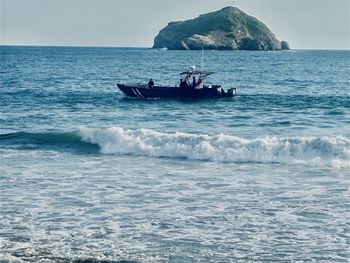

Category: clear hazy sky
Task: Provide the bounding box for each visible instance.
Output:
[1,0,349,49]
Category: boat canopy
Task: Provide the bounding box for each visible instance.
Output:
[180,70,214,77]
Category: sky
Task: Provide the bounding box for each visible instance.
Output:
[1,0,349,50]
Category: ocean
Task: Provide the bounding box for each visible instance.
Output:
[0,46,349,262]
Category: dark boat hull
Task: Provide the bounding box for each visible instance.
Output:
[117,84,236,99]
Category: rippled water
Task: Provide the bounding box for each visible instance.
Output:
[1,46,349,262]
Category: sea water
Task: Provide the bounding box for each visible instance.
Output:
[0,46,349,262]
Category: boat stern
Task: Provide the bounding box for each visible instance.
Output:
[227,87,237,96]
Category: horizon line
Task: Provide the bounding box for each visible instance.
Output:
[1,44,349,51]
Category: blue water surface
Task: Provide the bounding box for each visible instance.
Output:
[0,46,349,262]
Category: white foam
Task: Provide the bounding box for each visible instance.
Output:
[0,253,24,263]
[79,127,350,168]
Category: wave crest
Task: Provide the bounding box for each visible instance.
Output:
[79,127,350,168]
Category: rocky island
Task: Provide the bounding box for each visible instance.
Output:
[153,6,290,51]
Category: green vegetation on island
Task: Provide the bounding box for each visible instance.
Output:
[153,6,290,51]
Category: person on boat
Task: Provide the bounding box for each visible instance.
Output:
[192,76,196,88]
[180,78,186,89]
[197,77,203,89]
[180,74,190,89]
[148,78,154,88]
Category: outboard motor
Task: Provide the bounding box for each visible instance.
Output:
[227,88,237,96]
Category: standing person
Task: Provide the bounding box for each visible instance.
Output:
[180,74,189,89]
[148,78,154,88]
[192,76,196,88]
[197,77,203,89]
[180,78,186,89]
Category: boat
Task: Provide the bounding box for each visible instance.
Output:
[116,67,237,99]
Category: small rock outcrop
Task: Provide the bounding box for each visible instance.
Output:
[153,6,290,51]
[281,41,290,50]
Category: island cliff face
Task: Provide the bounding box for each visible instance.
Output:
[153,6,290,51]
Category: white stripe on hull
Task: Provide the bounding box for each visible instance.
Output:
[135,88,145,99]
[131,88,140,98]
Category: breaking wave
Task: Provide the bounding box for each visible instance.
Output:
[79,127,350,168]
[1,127,349,168]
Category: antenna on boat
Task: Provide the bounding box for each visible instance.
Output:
[201,46,204,71]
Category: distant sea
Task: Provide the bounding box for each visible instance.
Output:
[1,46,349,262]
